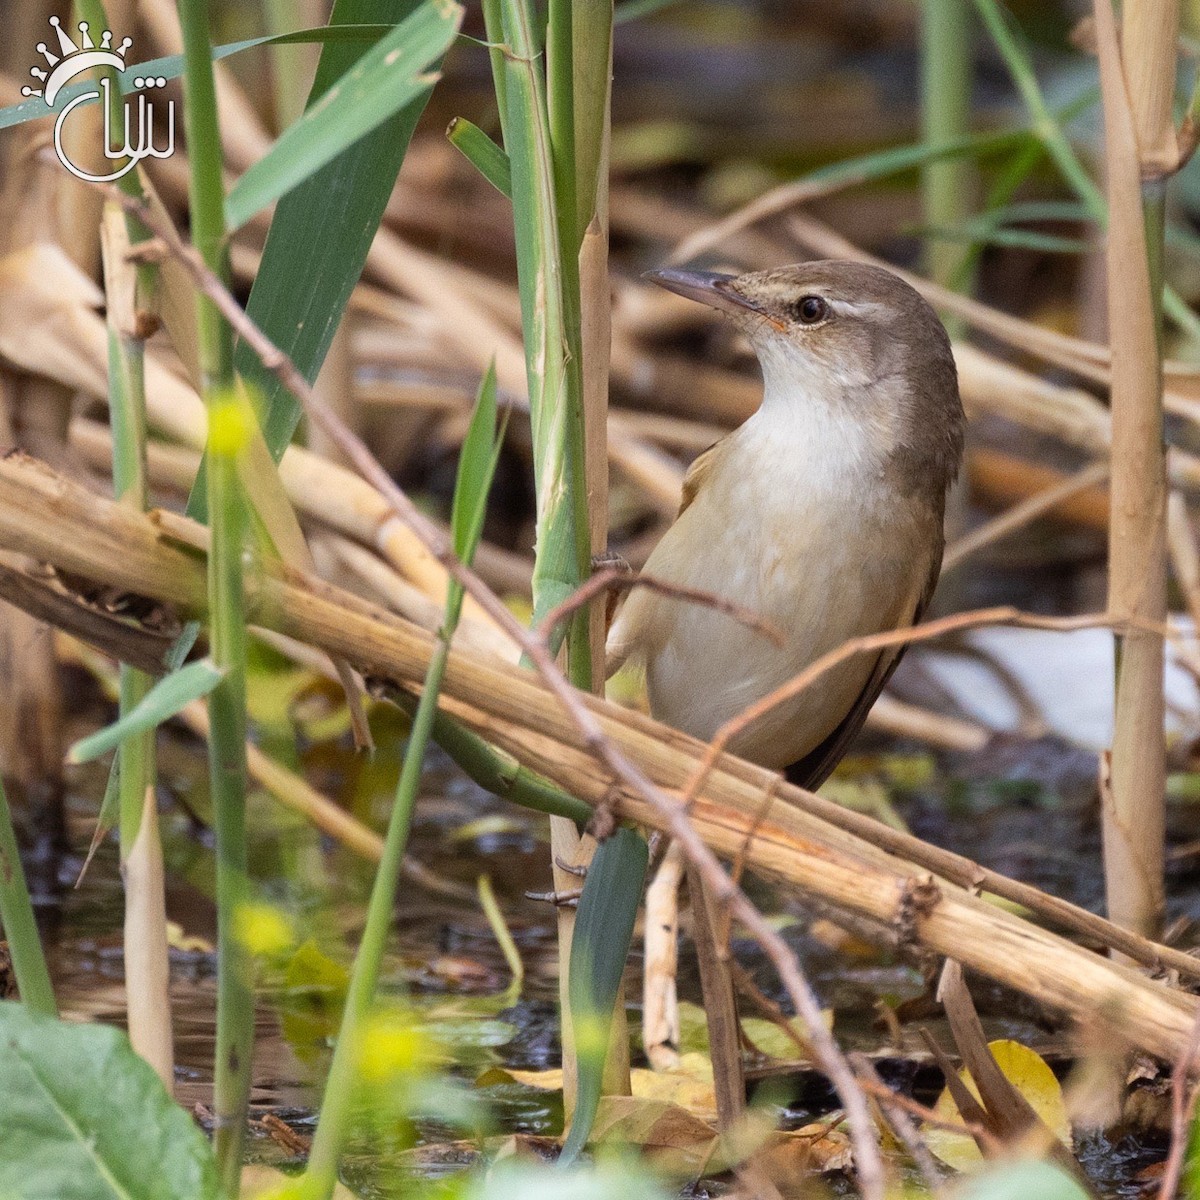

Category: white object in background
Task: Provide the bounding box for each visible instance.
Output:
[909,622,1200,752]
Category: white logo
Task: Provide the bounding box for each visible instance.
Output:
[22,16,175,183]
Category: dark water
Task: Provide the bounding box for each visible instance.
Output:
[34,728,1198,1197]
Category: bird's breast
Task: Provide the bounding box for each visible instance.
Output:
[628,443,934,768]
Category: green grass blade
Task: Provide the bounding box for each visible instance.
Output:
[225,3,463,230]
[0,27,396,132]
[560,826,648,1164]
[971,0,1200,343]
[67,660,225,765]
[921,223,1087,253]
[0,783,56,1017]
[451,363,500,559]
[614,0,685,21]
[447,117,513,197]
[447,365,505,629]
[300,367,505,1200]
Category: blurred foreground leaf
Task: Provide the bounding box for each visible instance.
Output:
[0,1002,219,1200]
[956,1159,1089,1200]
[227,0,455,498]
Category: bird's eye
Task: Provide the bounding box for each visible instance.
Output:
[794,295,828,324]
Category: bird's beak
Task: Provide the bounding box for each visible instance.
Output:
[643,267,766,319]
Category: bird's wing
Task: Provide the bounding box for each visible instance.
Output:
[678,437,724,515]
[784,546,942,792]
[605,437,729,678]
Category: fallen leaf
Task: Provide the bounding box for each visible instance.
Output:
[926,1039,1071,1171]
[166,921,213,954]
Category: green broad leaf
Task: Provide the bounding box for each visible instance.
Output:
[447,117,513,197]
[228,0,453,484]
[560,826,649,1165]
[956,1161,1089,1200]
[225,2,463,230]
[67,659,225,764]
[0,1002,220,1199]
[0,26,397,132]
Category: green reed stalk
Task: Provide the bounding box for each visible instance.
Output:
[178,2,252,1189]
[921,0,975,296]
[301,374,500,1200]
[0,779,55,1017]
[493,0,591,667]
[299,632,451,1200]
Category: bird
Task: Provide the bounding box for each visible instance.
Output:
[606,260,965,787]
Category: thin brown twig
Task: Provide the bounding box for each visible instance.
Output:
[677,606,1174,822]
[943,460,1112,573]
[537,565,786,647]
[850,1053,945,1193]
[113,190,888,1200]
[1157,1009,1200,1200]
[667,172,896,267]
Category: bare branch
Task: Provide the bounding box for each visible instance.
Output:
[536,565,786,648]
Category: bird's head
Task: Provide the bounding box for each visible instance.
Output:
[646,260,965,494]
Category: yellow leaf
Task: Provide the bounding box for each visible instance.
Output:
[165,920,213,954]
[925,1039,1071,1171]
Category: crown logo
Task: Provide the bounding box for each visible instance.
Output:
[22,16,133,107]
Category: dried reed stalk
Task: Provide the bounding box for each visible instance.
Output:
[1095,0,1170,937]
[0,454,1197,1066]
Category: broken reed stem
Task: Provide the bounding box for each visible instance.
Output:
[2,454,1198,1072]
[8,485,1200,985]
[101,190,886,1199]
[1096,0,1171,939]
[76,0,175,1092]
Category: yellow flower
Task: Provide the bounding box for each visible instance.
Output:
[234,901,295,959]
[207,393,254,458]
[358,1008,435,1083]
